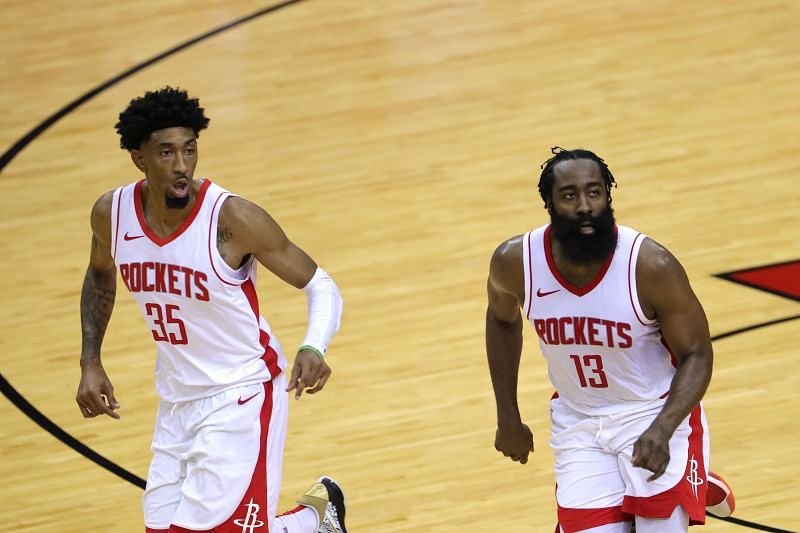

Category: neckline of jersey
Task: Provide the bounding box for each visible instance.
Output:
[543,224,618,297]
[134,178,212,247]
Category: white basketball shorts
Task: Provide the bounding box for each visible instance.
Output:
[549,395,710,533]
[143,373,288,532]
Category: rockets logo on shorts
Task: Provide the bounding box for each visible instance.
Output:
[233,499,264,532]
[686,455,704,500]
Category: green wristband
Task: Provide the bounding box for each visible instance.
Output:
[298,345,324,359]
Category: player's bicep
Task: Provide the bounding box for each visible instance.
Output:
[228,198,317,288]
[488,278,521,322]
[639,241,711,364]
[488,238,525,323]
[88,192,116,272]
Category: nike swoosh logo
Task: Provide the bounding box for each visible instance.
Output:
[536,288,561,297]
[123,232,144,241]
[237,392,259,405]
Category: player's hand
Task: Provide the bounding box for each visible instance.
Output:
[76,358,120,419]
[286,349,331,399]
[632,424,671,481]
[495,422,534,464]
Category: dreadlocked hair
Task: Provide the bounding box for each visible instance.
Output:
[115,86,210,150]
[537,147,617,209]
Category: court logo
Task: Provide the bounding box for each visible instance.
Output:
[234,498,264,532]
[686,454,703,500]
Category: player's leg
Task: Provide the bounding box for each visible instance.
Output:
[143,400,191,532]
[164,380,279,531]
[550,398,633,533]
[613,402,710,529]
[634,505,688,532]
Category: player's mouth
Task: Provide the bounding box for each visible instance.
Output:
[579,220,595,235]
[169,177,190,198]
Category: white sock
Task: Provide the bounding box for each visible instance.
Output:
[635,505,689,533]
[273,505,320,532]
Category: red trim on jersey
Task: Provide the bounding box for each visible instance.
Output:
[145,528,169,533]
[622,405,707,525]
[525,231,534,319]
[241,279,281,379]
[207,193,239,286]
[134,179,211,247]
[113,188,123,260]
[659,332,679,368]
[242,278,260,317]
[556,504,631,532]
[543,225,617,297]
[627,232,653,326]
[551,391,559,400]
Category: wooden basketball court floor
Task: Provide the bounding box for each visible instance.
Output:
[1,1,798,531]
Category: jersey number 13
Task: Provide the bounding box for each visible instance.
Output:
[569,354,608,388]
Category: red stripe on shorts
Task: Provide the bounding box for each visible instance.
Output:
[556,504,631,532]
[159,382,274,532]
[209,381,274,532]
[622,404,707,525]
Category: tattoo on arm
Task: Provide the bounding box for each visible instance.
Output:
[217,225,233,260]
[80,267,116,364]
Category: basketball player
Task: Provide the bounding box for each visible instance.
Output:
[76,87,347,533]
[486,148,735,532]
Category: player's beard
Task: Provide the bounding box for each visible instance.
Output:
[165,192,190,209]
[550,204,617,264]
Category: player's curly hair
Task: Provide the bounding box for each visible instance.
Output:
[115,86,210,150]
[537,147,617,209]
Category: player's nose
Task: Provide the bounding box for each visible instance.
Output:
[174,152,188,174]
[576,193,592,215]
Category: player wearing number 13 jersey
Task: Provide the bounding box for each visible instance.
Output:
[77,87,348,533]
[486,148,735,533]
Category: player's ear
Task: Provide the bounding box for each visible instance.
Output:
[130,150,146,172]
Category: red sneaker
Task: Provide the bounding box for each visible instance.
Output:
[706,471,735,517]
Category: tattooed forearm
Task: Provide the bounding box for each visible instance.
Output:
[217,225,233,259]
[80,266,116,364]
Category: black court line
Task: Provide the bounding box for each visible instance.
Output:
[711,314,800,342]
[0,374,147,488]
[0,0,307,174]
[709,513,797,533]
[0,1,795,530]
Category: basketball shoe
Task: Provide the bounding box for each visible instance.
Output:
[706,471,735,518]
[297,476,348,533]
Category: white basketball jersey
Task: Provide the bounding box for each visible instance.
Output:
[111,179,287,402]
[522,225,675,416]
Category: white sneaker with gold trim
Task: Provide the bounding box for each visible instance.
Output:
[297,476,348,533]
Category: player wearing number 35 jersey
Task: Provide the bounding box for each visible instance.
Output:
[77,87,348,533]
[486,148,735,533]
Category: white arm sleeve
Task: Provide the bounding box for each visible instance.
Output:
[300,267,343,355]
